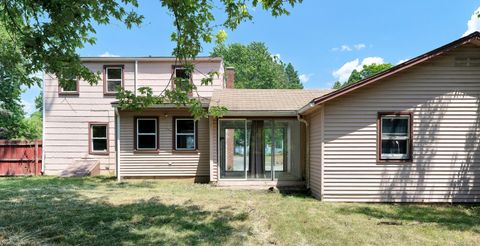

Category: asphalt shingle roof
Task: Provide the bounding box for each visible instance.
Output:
[209,89,334,112]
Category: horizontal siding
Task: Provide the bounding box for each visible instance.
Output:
[209,117,218,181]
[308,108,323,199]
[318,44,480,202]
[44,60,222,176]
[119,110,209,178]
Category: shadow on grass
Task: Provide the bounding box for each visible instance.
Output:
[0,177,249,245]
[336,204,480,232]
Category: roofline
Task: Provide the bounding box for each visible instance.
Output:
[81,56,222,62]
[222,110,299,117]
[311,31,480,106]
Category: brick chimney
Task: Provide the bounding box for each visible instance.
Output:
[225,67,235,88]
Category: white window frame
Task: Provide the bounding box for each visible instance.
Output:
[380,115,410,160]
[136,118,158,150]
[90,124,108,153]
[106,67,123,93]
[175,118,196,150]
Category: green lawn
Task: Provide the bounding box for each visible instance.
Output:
[0,177,479,245]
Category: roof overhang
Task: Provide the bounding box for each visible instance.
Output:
[222,110,299,117]
[81,56,222,62]
[303,31,480,110]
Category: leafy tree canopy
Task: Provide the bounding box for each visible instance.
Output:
[1,0,302,120]
[211,42,303,89]
[333,63,393,89]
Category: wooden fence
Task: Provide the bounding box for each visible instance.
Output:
[0,140,42,176]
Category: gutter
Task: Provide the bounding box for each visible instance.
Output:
[41,72,46,174]
[134,60,138,96]
[114,106,121,182]
[297,102,316,115]
[297,114,310,190]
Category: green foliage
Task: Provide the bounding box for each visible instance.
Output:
[2,0,302,120]
[21,111,42,140]
[333,63,393,89]
[211,42,303,89]
[35,92,43,115]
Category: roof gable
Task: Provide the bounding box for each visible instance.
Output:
[311,31,480,106]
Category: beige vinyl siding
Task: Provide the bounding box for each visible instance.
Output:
[308,107,323,199]
[44,60,222,176]
[209,117,219,181]
[315,44,480,202]
[118,110,209,179]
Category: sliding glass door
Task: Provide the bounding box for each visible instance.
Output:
[219,119,301,181]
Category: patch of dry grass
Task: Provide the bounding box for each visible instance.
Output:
[0,177,479,245]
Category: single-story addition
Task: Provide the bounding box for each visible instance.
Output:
[43,32,480,202]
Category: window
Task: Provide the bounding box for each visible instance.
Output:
[104,65,124,94]
[173,66,192,92]
[175,118,196,150]
[378,112,412,161]
[89,123,108,154]
[59,77,78,94]
[136,118,158,150]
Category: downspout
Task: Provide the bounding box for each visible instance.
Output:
[297,114,310,189]
[41,72,46,174]
[134,60,138,95]
[115,107,121,181]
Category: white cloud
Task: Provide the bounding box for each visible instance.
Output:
[354,43,366,50]
[464,7,480,36]
[397,58,410,64]
[99,52,120,57]
[22,99,34,116]
[332,57,385,82]
[332,43,367,52]
[299,73,313,83]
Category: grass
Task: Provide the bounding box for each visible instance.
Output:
[0,177,479,245]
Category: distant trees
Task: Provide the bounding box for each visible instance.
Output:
[333,63,393,89]
[211,42,303,89]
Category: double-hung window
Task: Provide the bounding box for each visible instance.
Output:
[59,76,78,95]
[175,118,196,150]
[378,113,412,161]
[89,123,108,154]
[136,118,158,150]
[104,65,124,94]
[173,66,192,92]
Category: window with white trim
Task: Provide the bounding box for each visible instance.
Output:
[136,118,158,150]
[379,113,411,160]
[90,124,108,153]
[175,118,196,150]
[174,66,192,91]
[105,66,123,93]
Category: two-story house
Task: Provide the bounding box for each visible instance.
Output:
[44,33,480,202]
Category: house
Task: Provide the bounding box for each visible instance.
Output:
[44,32,480,202]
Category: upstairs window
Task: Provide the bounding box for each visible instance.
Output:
[175,118,196,150]
[59,77,78,95]
[89,123,108,154]
[173,66,192,92]
[104,65,124,95]
[378,112,412,161]
[136,118,158,150]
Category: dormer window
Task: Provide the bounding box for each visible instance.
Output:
[104,65,124,95]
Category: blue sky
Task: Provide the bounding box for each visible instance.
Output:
[22,1,480,114]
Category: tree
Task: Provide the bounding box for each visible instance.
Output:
[285,63,303,89]
[1,0,302,120]
[211,42,303,89]
[332,63,393,89]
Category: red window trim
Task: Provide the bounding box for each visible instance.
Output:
[171,65,193,96]
[103,65,125,96]
[58,79,80,95]
[88,122,109,155]
[134,116,160,152]
[377,111,413,163]
[172,117,198,151]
